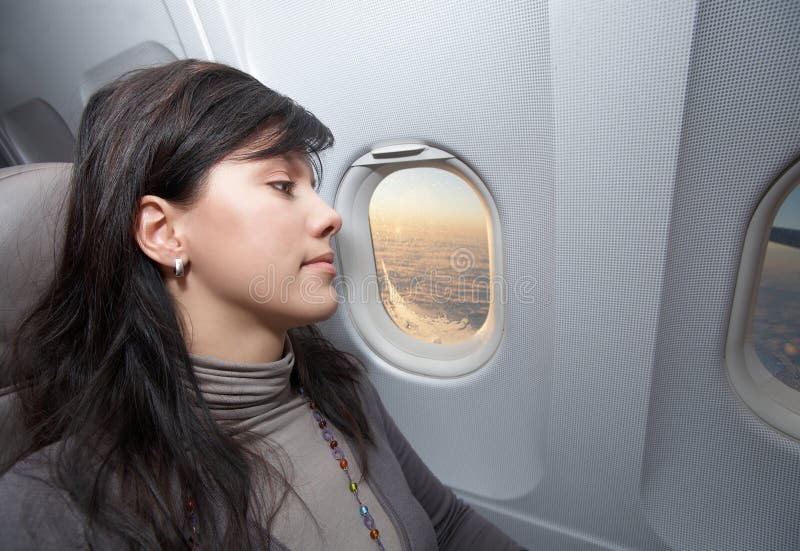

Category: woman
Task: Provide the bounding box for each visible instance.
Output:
[0,60,525,550]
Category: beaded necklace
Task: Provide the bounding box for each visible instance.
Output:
[298,386,386,550]
[185,386,386,550]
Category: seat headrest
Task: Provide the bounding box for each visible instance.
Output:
[0,163,72,367]
[0,99,74,165]
[80,41,178,105]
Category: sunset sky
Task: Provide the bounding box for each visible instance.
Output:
[369,167,487,232]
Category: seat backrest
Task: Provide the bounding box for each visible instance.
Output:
[0,99,75,166]
[0,163,71,468]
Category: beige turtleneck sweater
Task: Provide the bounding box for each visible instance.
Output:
[190,335,402,551]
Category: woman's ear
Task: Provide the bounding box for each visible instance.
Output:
[135,195,189,275]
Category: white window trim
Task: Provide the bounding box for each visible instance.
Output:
[726,157,800,439]
[333,141,504,378]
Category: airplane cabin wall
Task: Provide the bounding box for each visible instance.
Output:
[1,1,799,549]
[641,3,800,548]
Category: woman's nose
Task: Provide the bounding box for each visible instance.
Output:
[310,201,342,238]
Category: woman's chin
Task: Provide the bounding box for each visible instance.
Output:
[287,296,341,326]
[312,298,341,322]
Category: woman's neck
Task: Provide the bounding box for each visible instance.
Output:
[172,293,287,364]
[164,263,297,363]
[187,327,286,364]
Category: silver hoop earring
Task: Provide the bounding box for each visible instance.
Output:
[174,258,184,278]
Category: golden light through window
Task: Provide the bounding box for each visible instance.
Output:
[368,167,491,344]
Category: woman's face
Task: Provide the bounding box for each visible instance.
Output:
[179,150,342,332]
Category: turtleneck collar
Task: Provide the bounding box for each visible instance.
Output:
[189,334,296,427]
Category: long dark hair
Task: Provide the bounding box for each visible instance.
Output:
[3,60,374,549]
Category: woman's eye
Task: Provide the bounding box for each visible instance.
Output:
[270,181,295,194]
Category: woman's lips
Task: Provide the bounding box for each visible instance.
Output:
[302,261,336,275]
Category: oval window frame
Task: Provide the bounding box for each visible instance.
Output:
[333,142,504,378]
[726,157,800,439]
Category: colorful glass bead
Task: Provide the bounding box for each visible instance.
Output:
[360,505,368,516]
[319,419,327,428]
[370,529,380,540]
[340,458,348,470]
[349,482,358,493]
[332,447,345,460]
[329,440,338,449]
[309,401,316,410]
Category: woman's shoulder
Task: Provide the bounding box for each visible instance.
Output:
[0,443,89,549]
[355,374,391,426]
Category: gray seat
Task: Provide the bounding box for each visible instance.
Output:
[0,99,74,166]
[0,163,71,468]
[80,41,177,105]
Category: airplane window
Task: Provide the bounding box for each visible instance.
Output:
[368,167,490,344]
[727,160,800,439]
[334,143,504,377]
[752,184,800,392]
